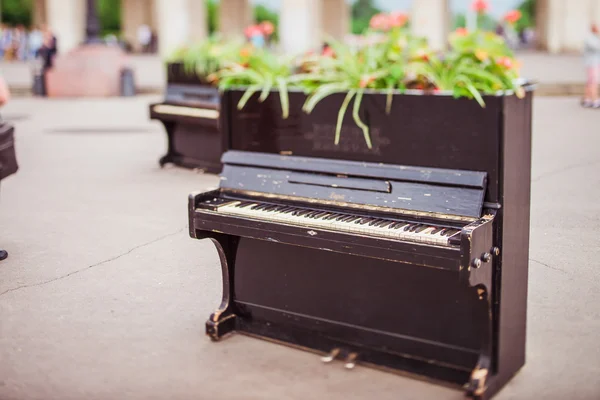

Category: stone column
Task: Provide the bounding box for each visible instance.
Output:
[411,0,450,51]
[32,0,47,27]
[189,0,208,42]
[321,0,349,42]
[154,0,190,58]
[122,0,150,52]
[219,0,252,38]
[280,0,322,54]
[46,0,86,53]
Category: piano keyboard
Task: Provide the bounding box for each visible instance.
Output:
[152,104,219,119]
[216,201,461,246]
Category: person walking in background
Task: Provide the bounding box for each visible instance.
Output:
[137,24,151,53]
[583,23,600,108]
[28,25,44,60]
[0,73,11,261]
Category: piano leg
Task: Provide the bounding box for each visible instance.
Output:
[205,235,240,341]
[158,121,175,168]
[464,284,493,400]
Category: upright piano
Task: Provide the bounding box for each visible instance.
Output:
[188,89,532,399]
[149,67,223,172]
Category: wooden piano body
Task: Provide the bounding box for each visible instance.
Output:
[149,79,223,173]
[189,89,533,399]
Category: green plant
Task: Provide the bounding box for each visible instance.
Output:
[216,47,295,118]
[168,36,244,81]
[408,29,524,106]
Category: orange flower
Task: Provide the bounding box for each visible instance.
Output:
[455,27,469,36]
[414,48,429,61]
[475,49,489,61]
[471,0,489,14]
[370,13,391,31]
[239,47,252,58]
[389,12,409,28]
[503,10,522,24]
[260,21,275,36]
[359,75,375,88]
[496,56,513,69]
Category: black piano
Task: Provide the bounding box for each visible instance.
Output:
[149,64,223,173]
[189,89,532,399]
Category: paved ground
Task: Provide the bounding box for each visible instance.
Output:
[0,51,591,96]
[0,95,599,400]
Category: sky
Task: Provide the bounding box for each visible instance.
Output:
[250,0,525,18]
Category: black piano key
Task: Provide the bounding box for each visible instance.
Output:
[403,224,414,231]
[431,227,444,234]
[278,206,294,213]
[443,229,460,237]
[415,225,429,233]
[360,218,374,225]
[339,215,355,222]
[368,219,382,226]
[355,217,369,224]
[303,211,318,218]
[262,205,278,211]
[314,211,329,219]
[394,223,408,229]
[345,216,361,223]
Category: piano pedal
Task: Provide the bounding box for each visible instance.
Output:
[320,348,340,363]
[344,352,358,370]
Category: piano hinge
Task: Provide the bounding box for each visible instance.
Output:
[483,202,501,210]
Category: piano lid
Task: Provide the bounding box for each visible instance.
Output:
[219,151,488,220]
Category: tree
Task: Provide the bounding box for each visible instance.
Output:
[1,0,32,27]
[515,0,535,32]
[98,0,121,36]
[207,0,219,34]
[351,0,380,34]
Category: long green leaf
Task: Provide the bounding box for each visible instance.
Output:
[276,77,290,119]
[303,82,347,113]
[237,85,261,110]
[335,90,356,145]
[352,90,372,149]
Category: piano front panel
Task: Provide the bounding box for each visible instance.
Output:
[223,90,502,202]
[233,238,489,369]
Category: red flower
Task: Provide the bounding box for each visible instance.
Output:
[455,27,469,36]
[260,21,275,36]
[389,12,409,28]
[244,25,263,38]
[496,56,514,69]
[322,47,335,58]
[503,10,522,24]
[471,0,489,14]
[370,13,391,31]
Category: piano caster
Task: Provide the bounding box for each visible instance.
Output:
[320,348,340,363]
[0,249,7,261]
[465,366,489,399]
[321,348,358,370]
[344,352,358,370]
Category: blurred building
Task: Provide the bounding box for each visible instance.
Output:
[29,0,600,56]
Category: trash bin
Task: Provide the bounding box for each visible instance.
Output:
[31,58,46,96]
[120,67,136,97]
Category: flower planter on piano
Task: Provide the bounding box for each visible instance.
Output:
[201,85,534,399]
[149,62,224,173]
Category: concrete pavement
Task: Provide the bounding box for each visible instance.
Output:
[0,95,599,399]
